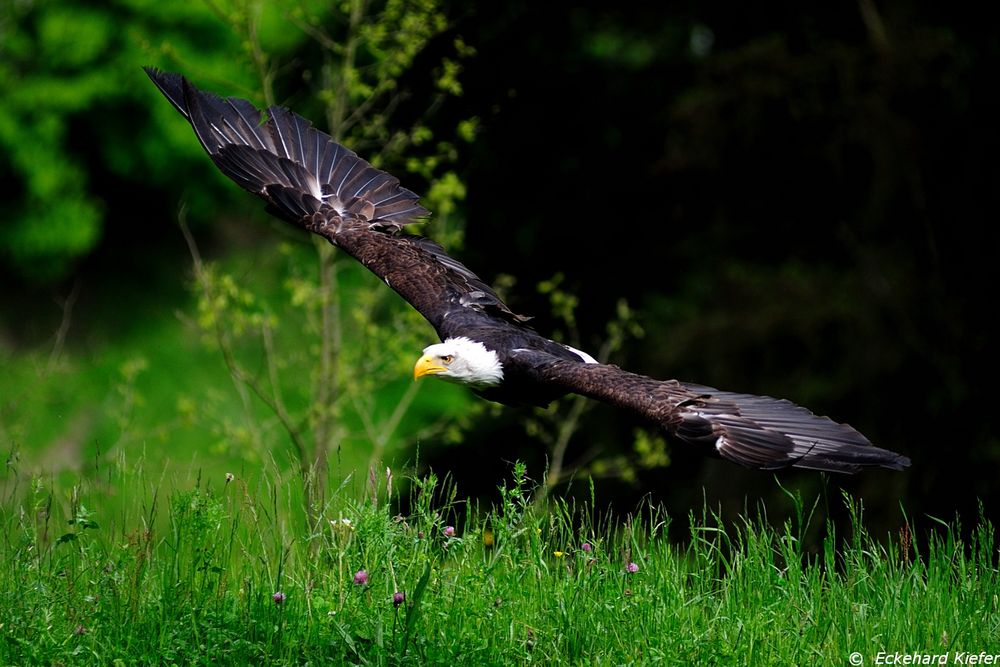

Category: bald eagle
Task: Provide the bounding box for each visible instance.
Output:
[146,68,910,474]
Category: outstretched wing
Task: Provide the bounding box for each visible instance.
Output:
[514,352,910,473]
[145,67,528,338]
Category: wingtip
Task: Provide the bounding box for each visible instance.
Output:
[144,66,192,119]
[143,65,178,89]
[885,453,912,471]
[794,449,912,474]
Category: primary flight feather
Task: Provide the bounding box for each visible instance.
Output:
[146,68,910,474]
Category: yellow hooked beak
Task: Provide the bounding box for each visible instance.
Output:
[413,354,448,380]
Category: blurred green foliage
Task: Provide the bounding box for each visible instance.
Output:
[1,0,481,504]
[0,246,475,493]
[0,0,247,280]
[0,0,472,280]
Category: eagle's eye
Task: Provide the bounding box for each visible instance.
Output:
[441,355,454,364]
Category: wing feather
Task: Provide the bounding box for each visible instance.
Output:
[146,67,527,337]
[319,142,343,185]
[521,355,910,474]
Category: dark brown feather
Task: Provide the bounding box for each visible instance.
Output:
[514,353,910,473]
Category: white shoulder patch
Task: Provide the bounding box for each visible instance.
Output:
[562,343,598,364]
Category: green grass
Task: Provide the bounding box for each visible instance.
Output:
[1,456,997,666]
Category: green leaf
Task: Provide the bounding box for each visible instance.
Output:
[403,560,433,651]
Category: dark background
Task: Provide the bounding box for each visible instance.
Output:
[3,1,997,537]
[428,1,999,532]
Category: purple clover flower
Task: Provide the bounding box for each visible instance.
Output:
[581,542,592,553]
[353,569,369,586]
[626,561,639,573]
[444,526,456,538]
[272,591,286,605]
[393,591,405,607]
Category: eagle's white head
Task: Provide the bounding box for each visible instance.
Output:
[413,337,504,387]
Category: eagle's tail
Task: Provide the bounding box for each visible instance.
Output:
[144,68,427,227]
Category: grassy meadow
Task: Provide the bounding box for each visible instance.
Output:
[2,450,997,665]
